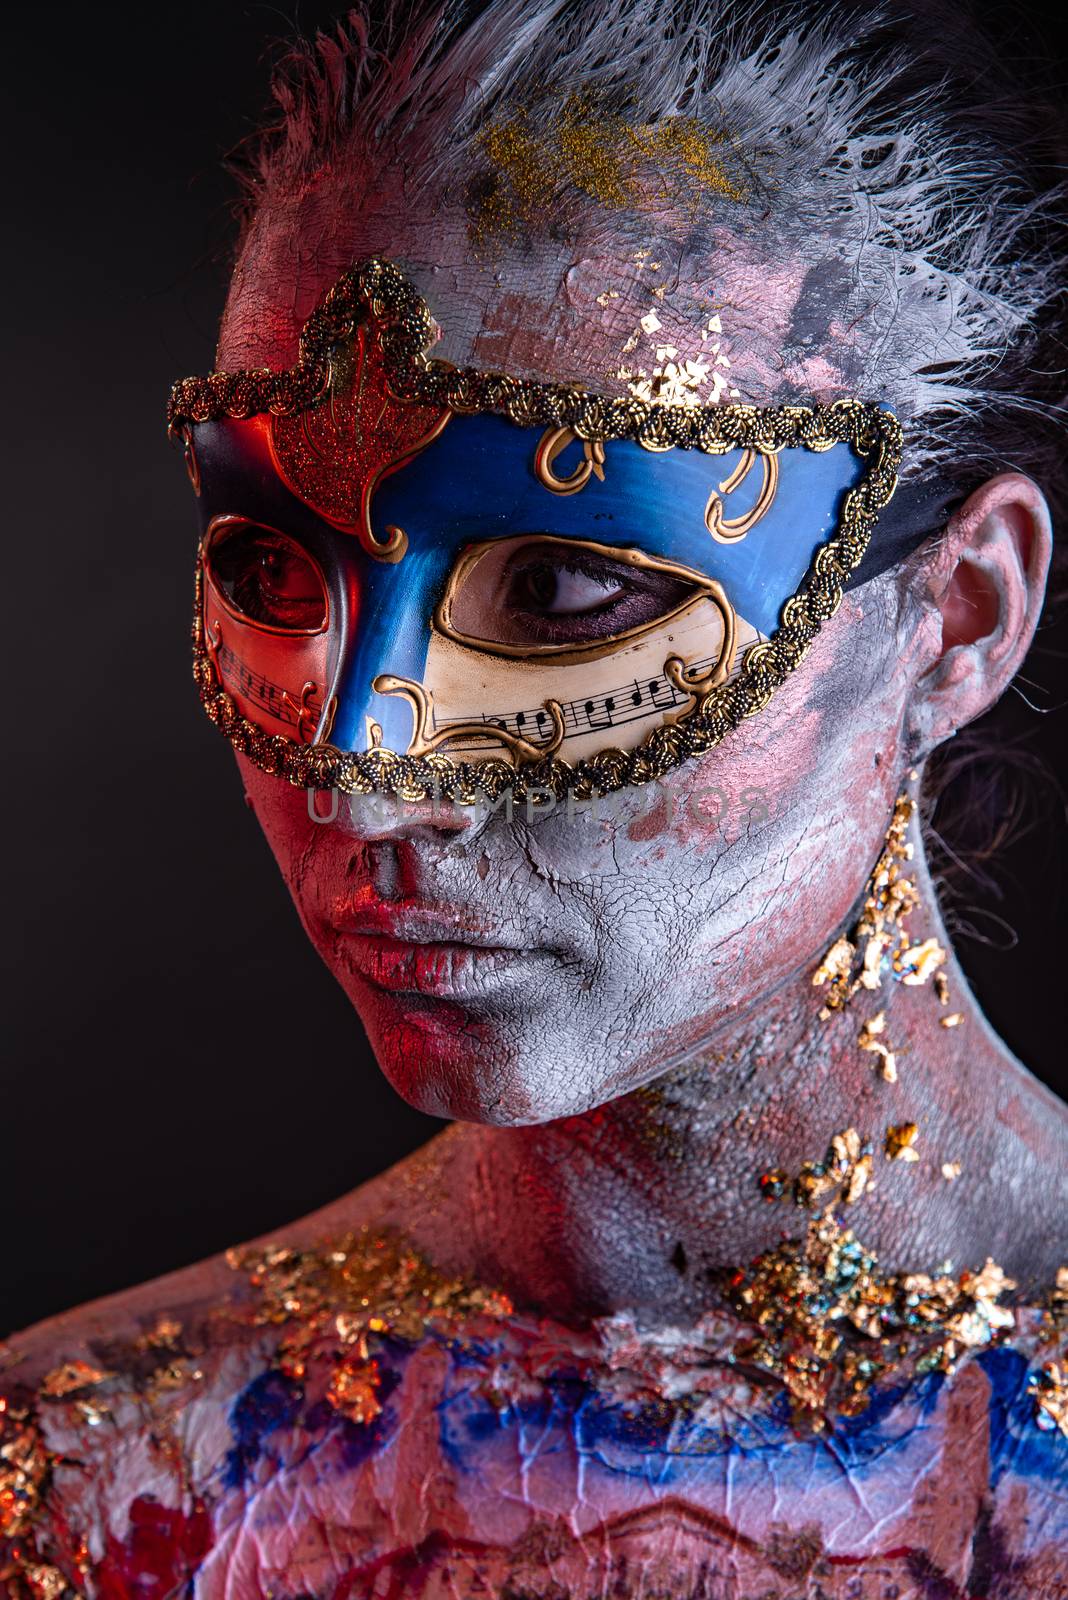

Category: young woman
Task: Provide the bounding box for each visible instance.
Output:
[3,3,1065,1594]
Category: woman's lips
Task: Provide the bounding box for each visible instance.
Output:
[336,932,552,995]
[328,899,554,996]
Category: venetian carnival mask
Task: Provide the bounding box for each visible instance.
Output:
[168,257,922,803]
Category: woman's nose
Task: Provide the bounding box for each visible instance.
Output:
[343,789,484,844]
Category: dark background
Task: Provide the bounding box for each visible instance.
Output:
[3,3,1066,1339]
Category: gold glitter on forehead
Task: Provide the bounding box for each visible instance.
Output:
[472,93,747,244]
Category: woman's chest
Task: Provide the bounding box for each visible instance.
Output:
[21,1336,1067,1600]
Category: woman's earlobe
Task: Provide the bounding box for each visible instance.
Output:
[906,472,1052,757]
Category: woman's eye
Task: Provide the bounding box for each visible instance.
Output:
[511,562,626,616]
[207,524,327,631]
[443,537,699,649]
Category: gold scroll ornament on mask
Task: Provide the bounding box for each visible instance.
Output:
[373,426,774,764]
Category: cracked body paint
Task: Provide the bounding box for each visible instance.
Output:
[241,583,919,1130]
[3,1277,1066,1599]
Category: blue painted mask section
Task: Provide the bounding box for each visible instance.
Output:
[329,414,864,752]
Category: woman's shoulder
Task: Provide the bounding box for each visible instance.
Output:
[0,1212,471,1598]
[0,1130,446,1388]
[0,1158,441,1588]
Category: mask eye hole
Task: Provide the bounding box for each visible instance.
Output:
[205,520,328,633]
[439,536,704,653]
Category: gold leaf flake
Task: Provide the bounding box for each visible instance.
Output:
[619,351,713,407]
[858,1012,898,1082]
[941,1161,962,1181]
[811,795,950,1044]
[39,1361,111,1399]
[845,1153,874,1204]
[885,1122,919,1161]
[730,1212,1016,1430]
[860,930,891,989]
[17,1564,69,1600]
[761,1127,874,1210]
[966,1258,1016,1303]
[812,936,854,989]
[831,1127,862,1165]
[1030,1362,1068,1438]
[899,938,947,986]
[328,1357,382,1425]
[135,1315,183,1352]
[940,1013,964,1029]
[75,1399,109,1426]
[228,1228,513,1433]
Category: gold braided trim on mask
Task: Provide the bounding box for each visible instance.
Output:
[174,257,903,803]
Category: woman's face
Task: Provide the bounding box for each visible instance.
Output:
[239,558,938,1123]
[213,236,949,1124]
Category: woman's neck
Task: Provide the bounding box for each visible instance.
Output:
[351,821,1067,1320]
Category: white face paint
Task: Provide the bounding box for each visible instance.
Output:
[220,212,863,411]
[239,567,930,1124]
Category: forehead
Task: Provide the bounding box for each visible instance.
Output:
[217,204,862,407]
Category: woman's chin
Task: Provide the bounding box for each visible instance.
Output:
[367,1011,618,1125]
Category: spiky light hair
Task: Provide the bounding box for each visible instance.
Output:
[226,0,1066,502]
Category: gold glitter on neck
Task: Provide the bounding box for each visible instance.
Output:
[812,791,956,1068]
[730,1216,1018,1428]
[885,1121,920,1162]
[760,1126,874,1210]
[858,1010,897,1081]
[746,1120,1027,1425]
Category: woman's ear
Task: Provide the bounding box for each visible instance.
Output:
[905,472,1052,757]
